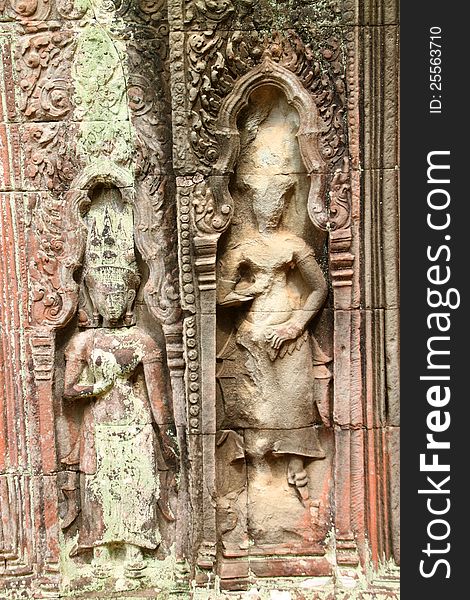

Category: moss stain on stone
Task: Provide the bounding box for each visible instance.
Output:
[71,3,135,171]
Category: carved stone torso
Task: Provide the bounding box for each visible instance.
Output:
[231,230,314,326]
[217,230,323,441]
[81,328,152,423]
[65,326,160,471]
[64,326,162,552]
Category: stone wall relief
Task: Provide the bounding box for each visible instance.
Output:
[54,180,180,594]
[179,50,346,584]
[14,0,185,588]
[214,83,334,583]
[0,0,401,594]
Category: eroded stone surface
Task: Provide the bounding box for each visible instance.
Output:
[0,0,399,597]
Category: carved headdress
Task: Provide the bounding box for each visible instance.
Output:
[84,205,139,286]
[79,187,140,327]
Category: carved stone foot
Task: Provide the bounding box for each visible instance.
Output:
[91,546,112,578]
[91,561,111,579]
[124,545,146,579]
[196,541,216,569]
[124,563,146,579]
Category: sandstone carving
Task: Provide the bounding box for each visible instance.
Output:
[0,0,399,597]
[212,84,333,582]
[60,186,178,588]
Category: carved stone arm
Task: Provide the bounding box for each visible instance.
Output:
[291,255,328,331]
[63,358,97,400]
[143,360,178,468]
[216,250,242,304]
[217,249,265,305]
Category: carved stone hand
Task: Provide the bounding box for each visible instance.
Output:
[92,378,114,396]
[265,321,303,349]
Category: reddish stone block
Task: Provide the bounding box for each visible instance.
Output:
[0,0,399,595]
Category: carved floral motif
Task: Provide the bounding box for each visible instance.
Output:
[127,39,172,174]
[183,0,279,29]
[72,27,127,122]
[192,179,232,235]
[184,25,348,171]
[135,175,181,326]
[22,124,78,190]
[128,38,181,327]
[17,31,75,121]
[76,122,134,167]
[56,0,89,20]
[111,0,167,25]
[28,192,81,327]
[3,0,52,22]
[328,156,351,231]
[2,0,166,23]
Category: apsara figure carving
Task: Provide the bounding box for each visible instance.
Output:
[216,88,331,503]
[62,187,177,578]
[217,201,329,501]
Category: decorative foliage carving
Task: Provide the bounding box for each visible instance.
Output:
[3,0,52,22]
[76,122,134,168]
[23,124,78,191]
[183,0,282,30]
[185,28,347,172]
[71,25,132,167]
[29,192,83,327]
[127,39,172,175]
[186,30,228,167]
[184,0,234,26]
[56,0,89,20]
[29,193,66,326]
[135,175,182,326]
[17,31,75,121]
[2,0,167,23]
[328,156,351,231]
[128,38,181,328]
[72,27,127,122]
[192,179,232,235]
[182,0,348,31]
[5,0,167,22]
[111,0,167,25]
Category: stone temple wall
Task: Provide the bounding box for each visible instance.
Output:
[0,1,399,598]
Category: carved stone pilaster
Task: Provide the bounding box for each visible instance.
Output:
[190,220,224,573]
[361,0,400,577]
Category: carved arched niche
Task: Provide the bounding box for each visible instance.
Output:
[208,56,331,234]
[212,71,334,580]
